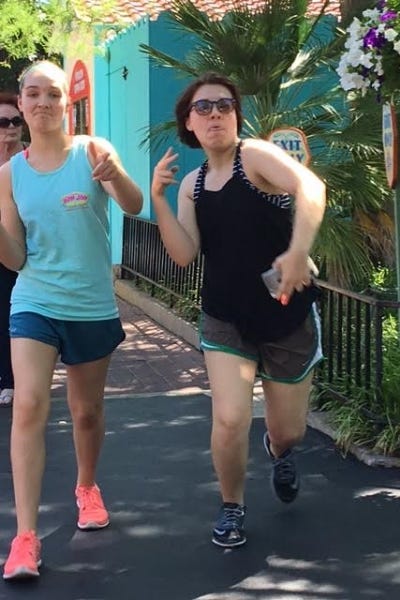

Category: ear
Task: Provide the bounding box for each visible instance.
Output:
[185,115,193,132]
[17,96,23,112]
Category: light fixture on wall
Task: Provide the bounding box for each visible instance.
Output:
[122,66,128,80]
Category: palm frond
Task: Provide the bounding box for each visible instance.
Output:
[138,120,177,153]
[139,45,198,77]
[315,211,373,286]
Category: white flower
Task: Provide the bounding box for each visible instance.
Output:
[362,8,381,21]
[348,17,363,36]
[359,52,375,68]
[384,28,398,42]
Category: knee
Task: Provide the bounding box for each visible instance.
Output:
[12,396,48,431]
[72,408,103,430]
[213,412,252,439]
[268,423,306,450]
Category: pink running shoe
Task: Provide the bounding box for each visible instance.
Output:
[3,531,41,580]
[75,484,110,530]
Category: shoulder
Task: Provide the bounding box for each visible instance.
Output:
[180,167,201,197]
[241,137,284,160]
[241,136,305,179]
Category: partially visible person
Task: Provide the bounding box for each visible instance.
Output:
[0,92,27,407]
[151,73,326,549]
[0,61,143,580]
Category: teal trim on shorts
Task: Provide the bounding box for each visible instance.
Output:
[200,338,258,362]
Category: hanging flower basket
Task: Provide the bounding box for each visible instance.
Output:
[337,0,400,101]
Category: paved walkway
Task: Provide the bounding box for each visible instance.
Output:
[1,295,400,599]
[52,297,210,399]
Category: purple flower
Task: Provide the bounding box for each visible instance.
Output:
[380,10,398,21]
[363,28,387,49]
[377,0,387,8]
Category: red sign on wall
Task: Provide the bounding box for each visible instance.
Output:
[68,60,91,135]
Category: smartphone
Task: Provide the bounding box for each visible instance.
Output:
[261,268,281,298]
[261,259,319,299]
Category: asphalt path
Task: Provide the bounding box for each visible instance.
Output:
[1,394,400,600]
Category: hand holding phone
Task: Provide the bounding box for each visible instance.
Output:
[261,257,319,301]
[261,268,281,299]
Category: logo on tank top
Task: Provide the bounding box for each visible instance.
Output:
[62,191,89,209]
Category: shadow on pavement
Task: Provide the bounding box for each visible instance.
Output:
[1,394,400,599]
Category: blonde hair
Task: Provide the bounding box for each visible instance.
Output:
[19,61,68,94]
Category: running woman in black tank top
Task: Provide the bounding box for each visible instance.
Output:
[151,73,326,548]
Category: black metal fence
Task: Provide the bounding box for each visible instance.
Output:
[122,216,203,315]
[317,281,400,422]
[121,215,400,418]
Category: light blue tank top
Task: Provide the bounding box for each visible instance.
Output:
[10,135,118,320]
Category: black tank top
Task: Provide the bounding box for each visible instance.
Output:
[194,141,318,343]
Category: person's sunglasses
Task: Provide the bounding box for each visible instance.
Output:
[190,98,236,116]
[0,116,24,128]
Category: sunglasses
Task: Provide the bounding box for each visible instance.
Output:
[190,98,236,116]
[0,116,24,128]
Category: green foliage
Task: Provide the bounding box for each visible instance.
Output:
[318,392,377,456]
[0,0,48,61]
[0,0,124,64]
[317,310,400,457]
[315,210,373,285]
[381,315,400,412]
[133,276,200,324]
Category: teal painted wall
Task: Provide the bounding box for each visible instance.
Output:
[148,15,203,214]
[94,15,202,264]
[95,22,151,264]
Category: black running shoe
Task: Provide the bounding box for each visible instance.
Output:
[212,502,247,548]
[263,432,299,503]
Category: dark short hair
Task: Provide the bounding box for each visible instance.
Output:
[175,72,243,148]
[0,92,19,110]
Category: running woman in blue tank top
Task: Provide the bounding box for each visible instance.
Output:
[0,61,143,580]
[151,73,326,549]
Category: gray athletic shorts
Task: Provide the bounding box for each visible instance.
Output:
[200,303,323,383]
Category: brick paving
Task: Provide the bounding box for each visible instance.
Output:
[51,297,209,398]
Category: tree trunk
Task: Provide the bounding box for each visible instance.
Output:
[340,0,376,26]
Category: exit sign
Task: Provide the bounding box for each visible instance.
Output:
[267,127,311,166]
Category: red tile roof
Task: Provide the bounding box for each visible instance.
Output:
[80,0,341,25]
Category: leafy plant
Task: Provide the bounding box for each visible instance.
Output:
[316,310,400,456]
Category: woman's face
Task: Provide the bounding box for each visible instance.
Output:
[185,84,238,150]
[18,65,68,134]
[0,103,23,145]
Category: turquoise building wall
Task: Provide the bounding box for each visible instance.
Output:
[94,15,202,264]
